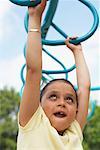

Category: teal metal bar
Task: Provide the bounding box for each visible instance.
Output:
[41,0,59,39]
[24,0,59,38]
[42,0,99,45]
[9,0,49,7]
[42,65,76,74]
[51,22,68,39]
[90,87,100,91]
[23,0,99,45]
[87,101,96,121]
[20,64,26,85]
[43,48,68,79]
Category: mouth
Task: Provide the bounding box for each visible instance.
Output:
[54,111,66,118]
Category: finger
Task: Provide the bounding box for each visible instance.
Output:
[69,37,82,45]
[41,0,47,3]
[65,37,76,49]
[69,36,78,40]
[41,0,47,6]
[65,37,70,44]
[65,36,78,46]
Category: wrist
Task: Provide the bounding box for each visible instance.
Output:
[28,28,41,34]
[29,17,41,29]
[29,14,41,22]
[73,49,83,56]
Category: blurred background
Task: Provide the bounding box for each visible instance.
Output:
[0,0,100,149]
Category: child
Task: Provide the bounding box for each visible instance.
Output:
[17,0,90,149]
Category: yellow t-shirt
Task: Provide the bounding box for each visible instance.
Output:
[17,105,83,150]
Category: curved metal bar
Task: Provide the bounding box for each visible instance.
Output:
[42,0,99,45]
[10,0,99,45]
[90,86,100,91]
[19,64,26,97]
[24,0,59,37]
[42,74,53,84]
[87,100,96,121]
[24,11,29,33]
[41,0,59,39]
[42,48,68,79]
[51,22,68,39]
[23,0,99,45]
[19,85,24,98]
[24,43,26,58]
[42,64,76,74]
[20,64,26,85]
[9,0,49,7]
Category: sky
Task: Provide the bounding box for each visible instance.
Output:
[0,0,100,104]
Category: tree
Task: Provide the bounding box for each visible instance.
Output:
[83,106,100,150]
[0,87,20,150]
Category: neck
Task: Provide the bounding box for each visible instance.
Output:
[58,130,65,136]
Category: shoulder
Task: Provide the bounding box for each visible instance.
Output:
[68,120,83,142]
[18,105,44,132]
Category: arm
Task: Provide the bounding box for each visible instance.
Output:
[19,0,47,127]
[65,37,91,130]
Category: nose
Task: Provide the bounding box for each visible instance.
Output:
[57,98,65,108]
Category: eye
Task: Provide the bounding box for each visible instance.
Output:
[65,97,74,104]
[49,94,57,101]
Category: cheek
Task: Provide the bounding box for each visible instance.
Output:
[68,106,77,117]
[41,100,54,116]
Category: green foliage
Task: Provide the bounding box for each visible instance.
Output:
[0,87,100,149]
[83,106,100,150]
[0,87,20,150]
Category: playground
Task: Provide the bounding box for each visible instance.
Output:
[0,0,100,149]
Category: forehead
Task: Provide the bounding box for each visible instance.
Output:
[45,81,76,95]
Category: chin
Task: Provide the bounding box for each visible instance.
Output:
[52,122,68,132]
[50,117,71,131]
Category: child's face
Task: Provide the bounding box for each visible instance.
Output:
[41,81,78,133]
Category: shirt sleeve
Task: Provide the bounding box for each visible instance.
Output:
[18,105,43,132]
[69,120,83,142]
